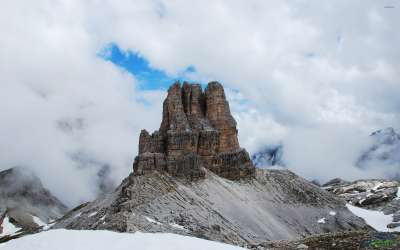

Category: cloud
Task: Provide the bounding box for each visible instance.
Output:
[282,125,373,183]
[0,1,166,206]
[0,0,399,205]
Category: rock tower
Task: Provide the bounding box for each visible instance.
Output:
[133,81,255,180]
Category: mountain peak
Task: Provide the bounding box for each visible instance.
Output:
[371,127,396,135]
[357,127,400,179]
[134,81,255,181]
[53,82,370,246]
[370,127,400,145]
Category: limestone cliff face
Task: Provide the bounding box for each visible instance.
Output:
[133,81,255,181]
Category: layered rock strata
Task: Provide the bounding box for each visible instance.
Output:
[53,169,370,247]
[133,81,255,181]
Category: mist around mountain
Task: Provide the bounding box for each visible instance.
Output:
[251,127,400,182]
[357,128,400,180]
[0,167,67,241]
[251,144,284,168]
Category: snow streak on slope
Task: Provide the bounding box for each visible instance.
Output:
[396,187,400,200]
[1,229,245,250]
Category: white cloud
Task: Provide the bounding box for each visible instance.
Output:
[0,0,399,204]
[0,1,164,206]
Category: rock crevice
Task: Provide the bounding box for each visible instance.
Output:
[133,81,255,180]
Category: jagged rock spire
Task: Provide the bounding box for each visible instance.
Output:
[134,81,255,181]
[159,82,191,133]
[205,82,240,153]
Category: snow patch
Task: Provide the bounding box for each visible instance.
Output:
[74,212,82,218]
[0,216,22,237]
[32,216,47,227]
[317,218,326,224]
[170,223,185,230]
[1,229,244,250]
[329,211,336,216]
[372,183,383,191]
[145,216,162,225]
[346,204,397,232]
[88,212,98,217]
[32,216,53,230]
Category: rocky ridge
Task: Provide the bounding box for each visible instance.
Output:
[323,178,400,230]
[54,168,370,248]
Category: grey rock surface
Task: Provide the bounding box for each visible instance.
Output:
[54,169,370,248]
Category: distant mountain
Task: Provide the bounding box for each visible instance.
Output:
[0,167,68,241]
[251,144,284,167]
[357,127,400,179]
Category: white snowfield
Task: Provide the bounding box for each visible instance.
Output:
[346,204,399,232]
[1,229,245,250]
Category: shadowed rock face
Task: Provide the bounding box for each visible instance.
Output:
[134,81,255,181]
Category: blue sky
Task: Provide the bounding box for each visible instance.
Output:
[100,44,197,90]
